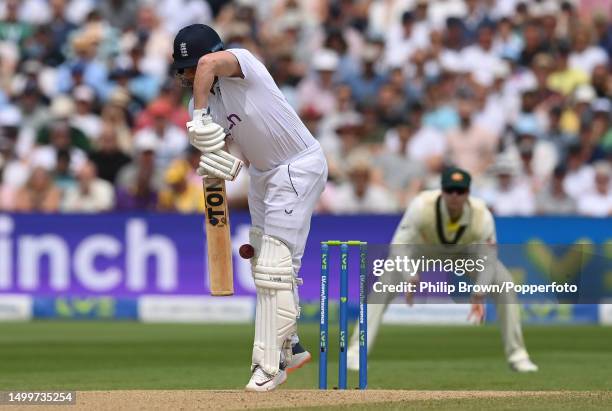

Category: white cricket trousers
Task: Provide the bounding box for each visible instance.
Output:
[248,143,327,275]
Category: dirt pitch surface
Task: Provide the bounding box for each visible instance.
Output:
[2,390,607,411]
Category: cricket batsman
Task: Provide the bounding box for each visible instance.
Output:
[172,24,327,391]
[347,167,539,373]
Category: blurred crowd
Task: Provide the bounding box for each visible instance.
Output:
[0,0,610,217]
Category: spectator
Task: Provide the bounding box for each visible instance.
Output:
[359,103,388,144]
[462,0,493,43]
[31,117,88,172]
[563,143,595,200]
[530,53,561,111]
[134,82,188,131]
[98,0,139,32]
[557,1,580,39]
[88,123,131,184]
[320,111,363,182]
[71,85,101,140]
[422,73,461,132]
[481,158,536,216]
[160,79,191,128]
[0,135,25,210]
[107,65,146,110]
[515,90,549,140]
[412,0,433,45]
[113,19,170,87]
[384,11,427,68]
[368,0,418,38]
[545,104,575,158]
[14,83,50,156]
[260,3,307,64]
[446,98,498,177]
[373,83,406,130]
[559,84,596,136]
[577,161,612,217]
[536,165,576,215]
[0,106,32,183]
[590,64,608,98]
[79,12,122,63]
[62,161,114,212]
[56,31,108,97]
[326,154,397,214]
[538,2,560,43]
[548,41,590,96]
[155,0,212,36]
[269,48,302,110]
[133,99,188,171]
[158,159,204,213]
[590,100,611,154]
[568,24,609,76]
[577,123,606,164]
[493,17,522,61]
[300,106,324,139]
[384,109,445,175]
[35,95,91,153]
[297,49,339,113]
[328,27,361,79]
[14,167,61,212]
[16,0,52,25]
[21,24,65,66]
[461,24,503,84]
[48,0,77,51]
[373,119,425,208]
[101,88,134,154]
[130,5,172,82]
[594,14,612,57]
[508,115,558,186]
[473,62,511,137]
[115,133,161,211]
[65,0,95,25]
[0,0,33,48]
[518,22,547,67]
[392,62,422,107]
[52,148,76,192]
[346,44,387,104]
[429,1,469,30]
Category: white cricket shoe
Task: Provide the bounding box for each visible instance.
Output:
[286,343,311,374]
[347,345,360,371]
[510,358,539,372]
[245,365,287,392]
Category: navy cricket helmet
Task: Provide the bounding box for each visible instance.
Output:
[172,24,224,70]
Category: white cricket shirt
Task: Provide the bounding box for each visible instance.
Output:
[191,48,317,172]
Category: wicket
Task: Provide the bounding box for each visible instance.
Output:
[319,240,367,390]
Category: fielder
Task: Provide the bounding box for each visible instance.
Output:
[172,24,327,391]
[347,167,539,373]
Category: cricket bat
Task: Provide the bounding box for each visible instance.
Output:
[203,177,234,296]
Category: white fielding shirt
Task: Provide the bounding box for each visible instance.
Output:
[191,48,318,172]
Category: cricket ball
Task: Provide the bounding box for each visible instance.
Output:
[239,244,255,259]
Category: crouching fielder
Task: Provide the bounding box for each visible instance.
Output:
[172,25,327,391]
[347,167,538,373]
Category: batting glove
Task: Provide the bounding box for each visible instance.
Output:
[186,108,226,153]
[197,150,243,181]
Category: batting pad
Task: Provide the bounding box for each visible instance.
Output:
[251,235,298,375]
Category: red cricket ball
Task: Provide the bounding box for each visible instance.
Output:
[239,244,255,259]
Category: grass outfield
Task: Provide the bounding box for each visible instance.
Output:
[1,322,611,391]
[0,322,610,409]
